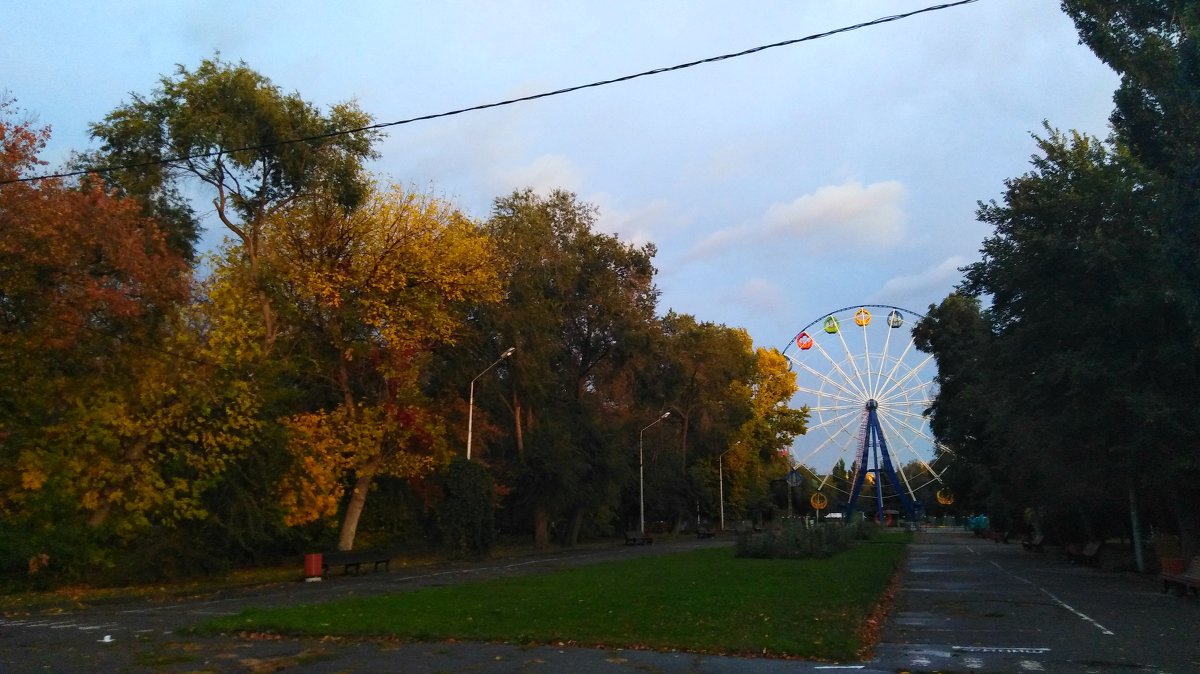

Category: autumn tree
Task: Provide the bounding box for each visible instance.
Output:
[644,319,805,528]
[240,185,501,551]
[724,347,808,521]
[1,102,262,577]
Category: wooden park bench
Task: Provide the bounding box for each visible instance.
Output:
[1161,557,1200,597]
[321,550,392,576]
[696,528,716,539]
[1066,540,1102,566]
[624,531,653,546]
[1022,533,1045,552]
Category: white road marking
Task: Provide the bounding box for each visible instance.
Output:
[989,560,1116,636]
[504,560,547,569]
[954,646,1050,654]
[1039,588,1115,636]
[1020,659,1046,671]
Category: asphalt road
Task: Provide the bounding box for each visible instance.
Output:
[1,529,1196,673]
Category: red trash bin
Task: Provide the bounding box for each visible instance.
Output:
[303,553,323,582]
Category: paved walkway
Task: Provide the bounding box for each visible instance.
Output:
[873,528,1197,673]
[1,530,1197,672]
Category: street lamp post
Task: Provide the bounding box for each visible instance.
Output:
[467,347,515,460]
[718,441,741,531]
[639,412,670,534]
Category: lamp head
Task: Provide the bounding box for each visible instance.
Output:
[501,347,516,358]
[660,411,670,420]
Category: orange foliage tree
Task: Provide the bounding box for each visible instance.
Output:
[2,102,259,554]
[213,185,503,550]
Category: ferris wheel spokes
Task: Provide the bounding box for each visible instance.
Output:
[876,412,947,483]
[798,337,871,401]
[875,352,936,404]
[861,323,875,399]
[887,407,935,426]
[794,377,863,407]
[788,352,867,403]
[796,409,864,469]
[872,333,919,401]
[833,325,872,401]
[873,318,898,399]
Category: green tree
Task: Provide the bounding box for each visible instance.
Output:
[437,457,497,558]
[1062,0,1200,554]
[86,56,379,345]
[656,314,755,474]
[912,294,1001,516]
[919,126,1194,544]
[474,189,659,547]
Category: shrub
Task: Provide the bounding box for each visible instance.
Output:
[436,457,496,559]
[735,519,878,559]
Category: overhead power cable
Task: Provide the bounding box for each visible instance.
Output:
[3,0,980,186]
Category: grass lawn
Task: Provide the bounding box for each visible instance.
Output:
[198,533,909,661]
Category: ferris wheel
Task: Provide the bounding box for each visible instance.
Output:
[781,305,949,521]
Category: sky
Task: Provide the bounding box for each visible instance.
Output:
[4,0,1119,352]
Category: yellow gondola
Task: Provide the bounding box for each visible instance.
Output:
[854,307,871,326]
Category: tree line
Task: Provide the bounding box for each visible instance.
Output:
[913,1,1200,566]
[0,58,805,586]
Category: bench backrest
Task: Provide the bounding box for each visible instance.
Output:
[1183,557,1200,578]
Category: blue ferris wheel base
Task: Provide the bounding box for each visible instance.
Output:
[844,399,917,523]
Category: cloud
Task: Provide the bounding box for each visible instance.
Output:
[493,154,585,195]
[593,196,687,247]
[688,180,908,259]
[873,256,968,307]
[730,278,787,315]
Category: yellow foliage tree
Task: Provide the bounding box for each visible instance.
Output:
[726,347,808,516]
[261,185,502,550]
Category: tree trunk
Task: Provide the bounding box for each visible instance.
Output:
[1174,483,1200,561]
[1129,486,1146,573]
[333,352,369,552]
[337,472,373,551]
[679,412,690,471]
[563,507,584,547]
[513,391,525,460]
[533,504,550,549]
